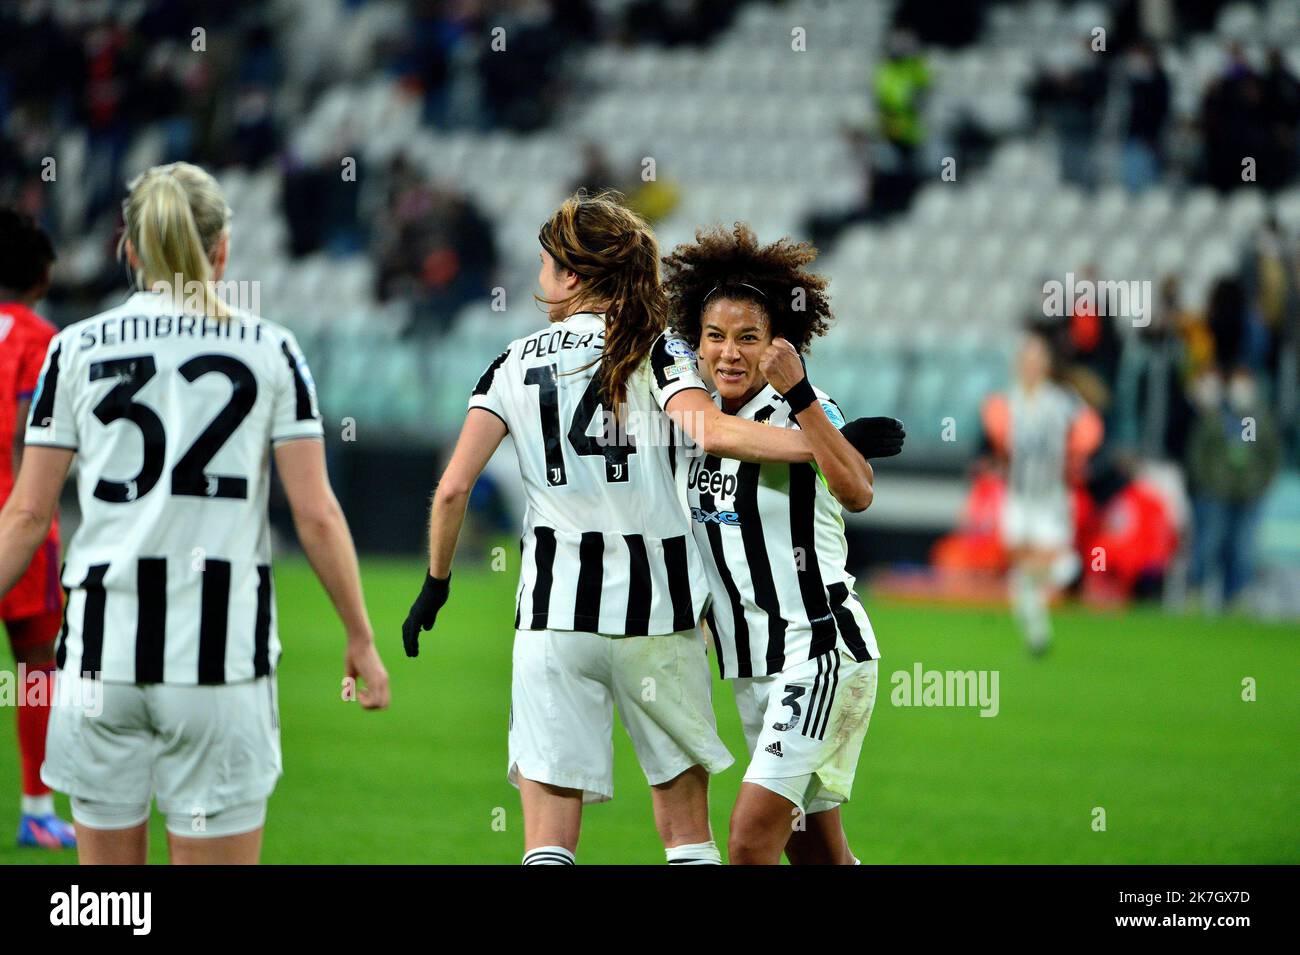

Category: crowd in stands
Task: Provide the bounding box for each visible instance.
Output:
[0,0,746,329]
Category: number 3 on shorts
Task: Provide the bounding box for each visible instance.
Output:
[771,684,805,733]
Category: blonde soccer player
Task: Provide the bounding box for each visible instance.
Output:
[0,162,389,864]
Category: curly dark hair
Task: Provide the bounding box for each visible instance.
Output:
[661,223,833,353]
[0,207,55,294]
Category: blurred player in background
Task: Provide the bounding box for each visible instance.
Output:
[0,163,390,864]
[663,224,902,864]
[982,326,1102,655]
[403,192,890,864]
[0,209,74,850]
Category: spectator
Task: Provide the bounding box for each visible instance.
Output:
[1206,276,1271,372]
[1185,365,1282,608]
[1260,48,1300,190]
[373,156,497,336]
[1199,43,1282,192]
[1031,36,1108,188]
[1121,39,1170,192]
[568,142,619,197]
[281,150,364,257]
[1115,275,1196,460]
[872,29,930,177]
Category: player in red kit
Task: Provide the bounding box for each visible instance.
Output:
[0,209,74,849]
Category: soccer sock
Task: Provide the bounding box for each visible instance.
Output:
[17,664,55,806]
[1011,568,1050,650]
[523,845,575,865]
[1010,568,1034,635]
[21,793,55,817]
[1026,577,1052,650]
[665,840,721,865]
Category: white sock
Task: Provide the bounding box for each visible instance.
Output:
[22,793,55,817]
[666,840,721,865]
[853,856,861,865]
[523,845,575,865]
[1050,550,1080,588]
[1026,579,1052,649]
[1011,569,1051,650]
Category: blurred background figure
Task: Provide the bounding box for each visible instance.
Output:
[1185,357,1282,611]
[1120,39,1171,193]
[372,154,497,336]
[982,327,1103,654]
[873,28,930,182]
[1030,34,1107,189]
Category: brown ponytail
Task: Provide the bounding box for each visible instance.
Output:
[538,191,666,413]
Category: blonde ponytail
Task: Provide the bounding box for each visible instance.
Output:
[119,162,231,318]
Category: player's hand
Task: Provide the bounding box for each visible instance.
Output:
[402,572,451,658]
[758,337,805,394]
[841,417,905,459]
[346,638,391,710]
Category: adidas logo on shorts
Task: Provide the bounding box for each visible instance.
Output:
[765,741,783,757]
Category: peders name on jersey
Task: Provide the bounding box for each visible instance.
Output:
[519,327,604,360]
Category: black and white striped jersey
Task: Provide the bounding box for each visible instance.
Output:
[1007,381,1080,505]
[682,384,880,678]
[469,313,709,635]
[25,290,323,684]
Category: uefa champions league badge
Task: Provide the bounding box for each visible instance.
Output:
[820,400,845,428]
[665,337,694,359]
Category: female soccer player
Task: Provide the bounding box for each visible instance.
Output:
[662,223,903,865]
[0,162,390,865]
[0,209,74,849]
[402,192,887,865]
[981,327,1102,655]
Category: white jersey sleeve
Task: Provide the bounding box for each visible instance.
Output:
[270,329,324,444]
[25,331,80,449]
[647,331,708,411]
[467,348,511,426]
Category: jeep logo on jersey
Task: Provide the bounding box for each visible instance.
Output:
[691,507,740,525]
[687,466,737,499]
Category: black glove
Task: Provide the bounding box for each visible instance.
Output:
[403,573,451,658]
[841,417,905,459]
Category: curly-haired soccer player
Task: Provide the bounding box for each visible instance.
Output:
[663,223,904,864]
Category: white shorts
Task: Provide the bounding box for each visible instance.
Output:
[508,627,734,803]
[42,673,282,837]
[1001,495,1073,551]
[734,649,878,815]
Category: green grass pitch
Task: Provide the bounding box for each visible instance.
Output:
[2,557,1296,864]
